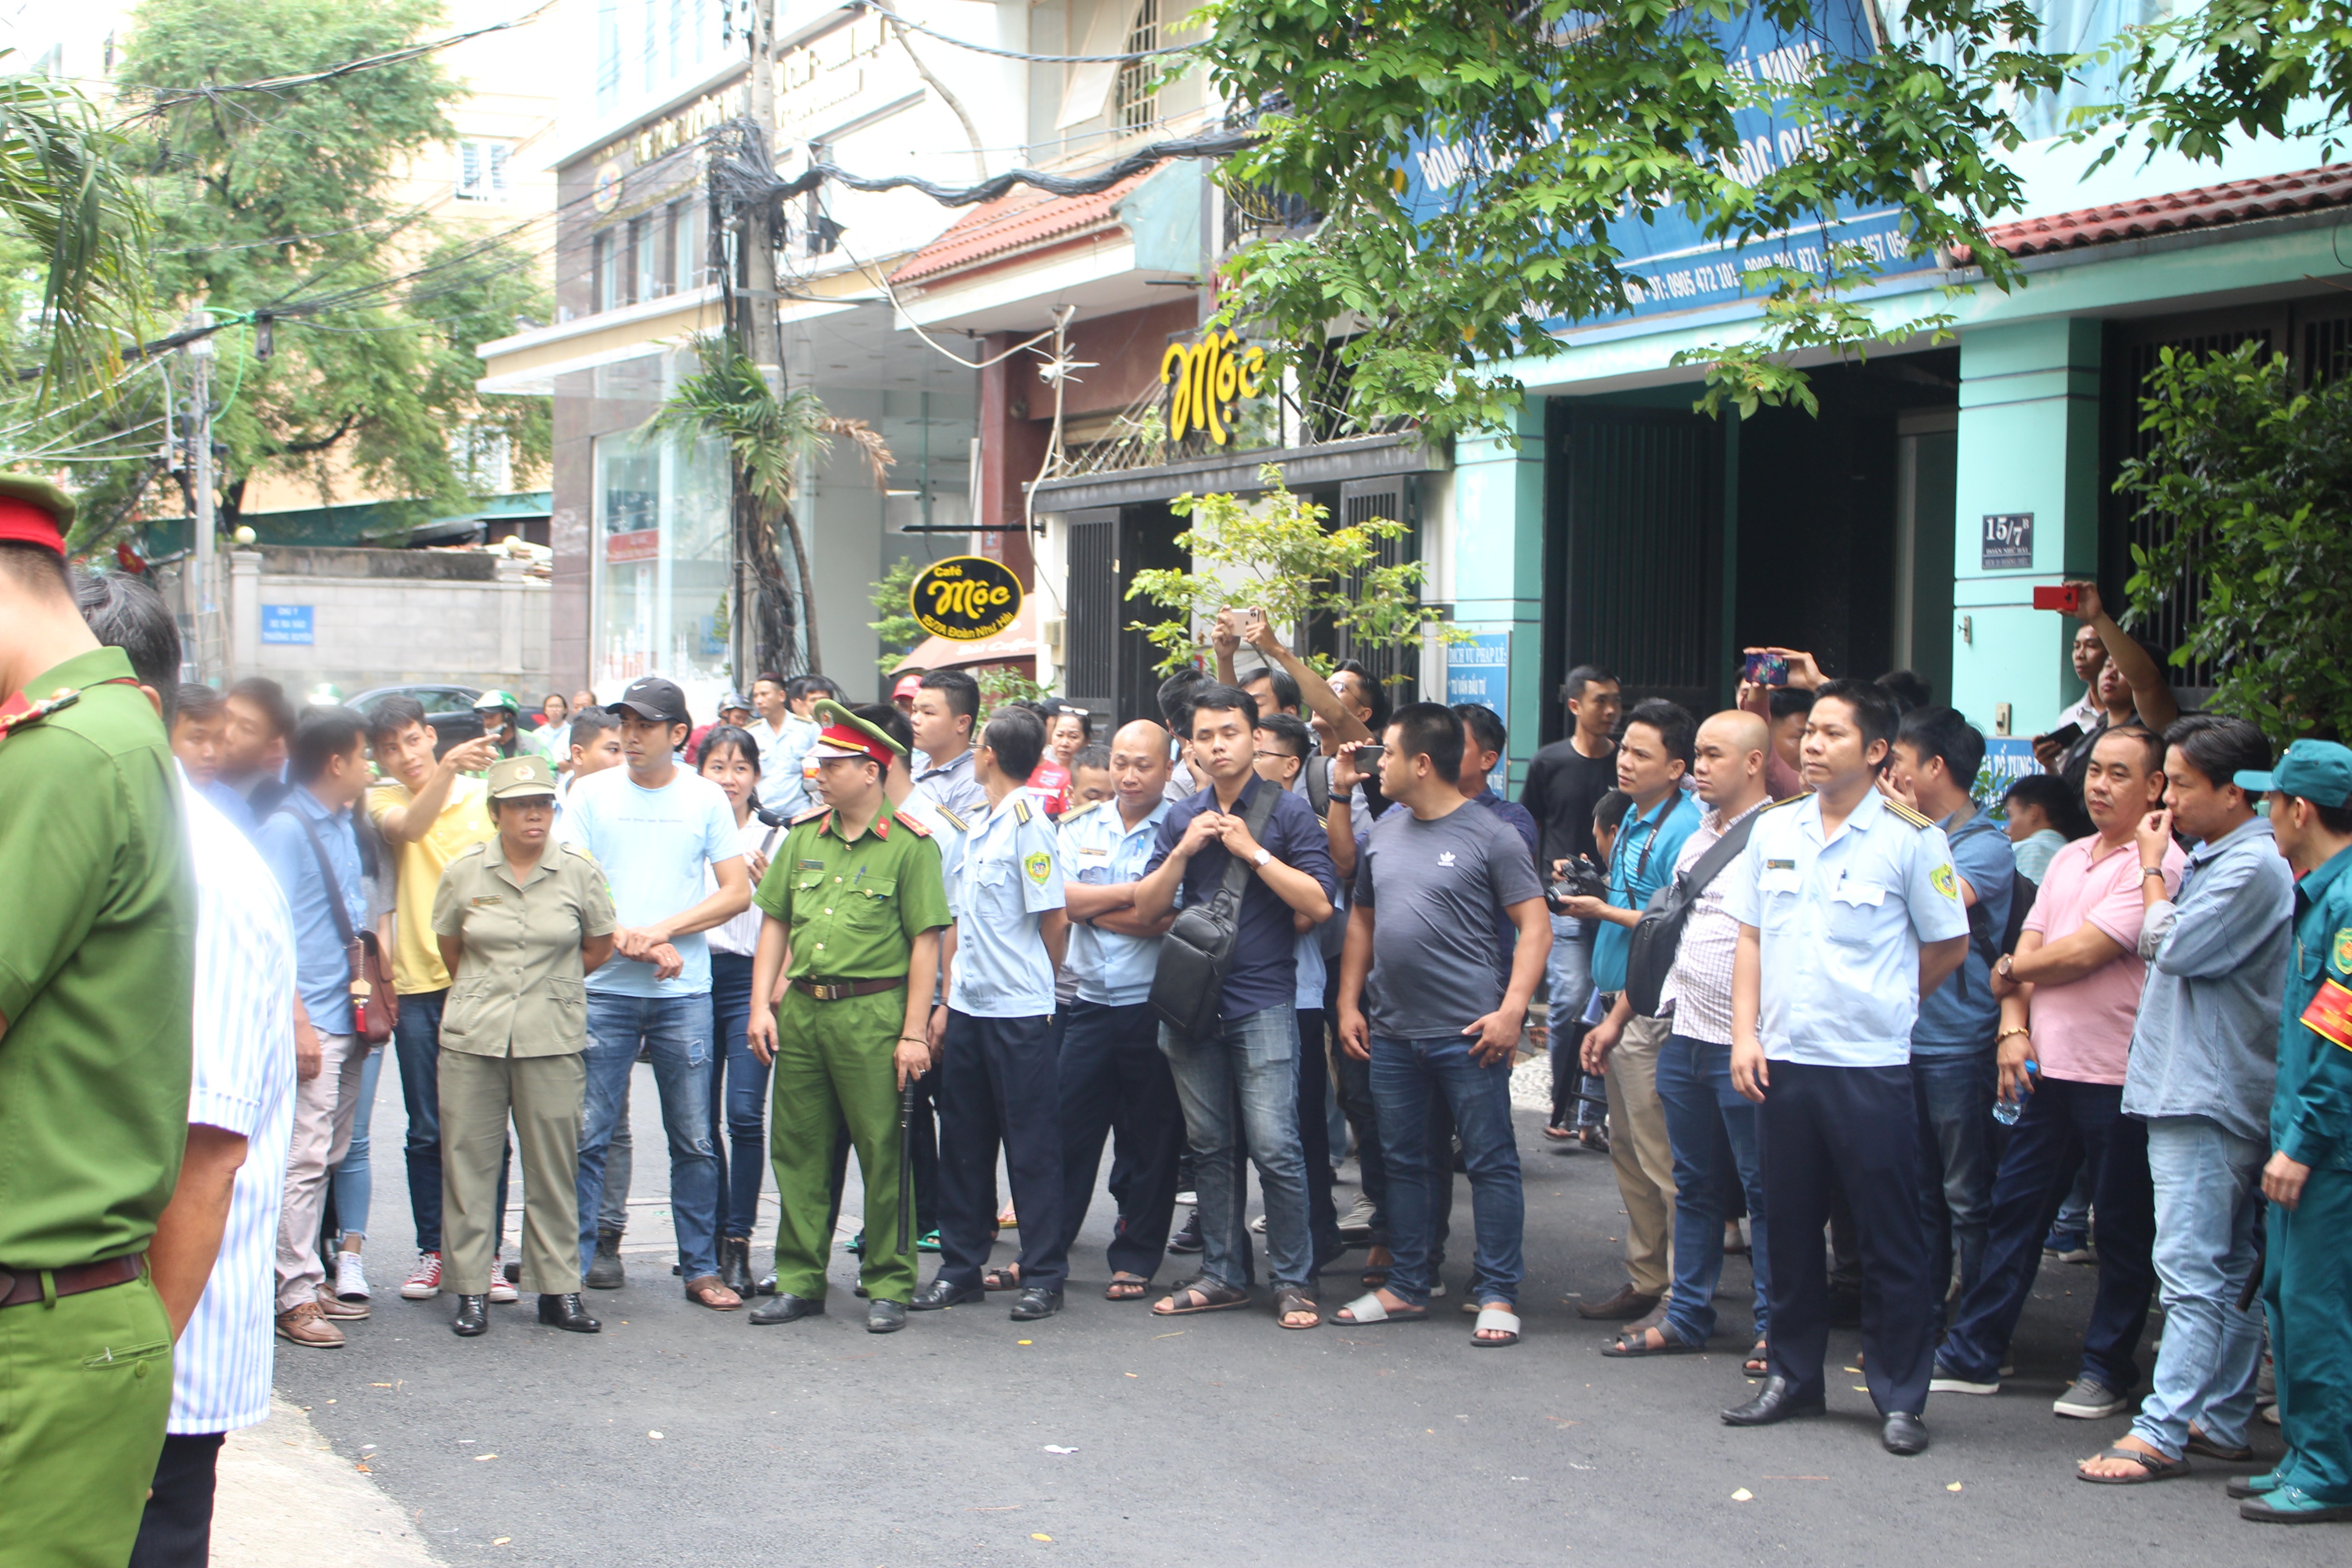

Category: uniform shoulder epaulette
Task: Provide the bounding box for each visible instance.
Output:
[457,840,490,859]
[789,805,830,825]
[892,808,933,838]
[933,803,970,833]
[1883,797,1936,830]
[1763,793,1808,812]
[1060,798,1104,823]
[1011,796,1033,824]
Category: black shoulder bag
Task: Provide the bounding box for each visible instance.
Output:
[1623,811,1760,1020]
[1149,782,1281,1040]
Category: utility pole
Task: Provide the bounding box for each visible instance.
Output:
[185,307,219,682]
[742,0,783,384]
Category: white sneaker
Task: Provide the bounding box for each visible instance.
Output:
[334,1251,370,1301]
[1248,1212,1268,1235]
[486,1256,519,1304]
[1338,1195,1377,1240]
[400,1251,443,1300]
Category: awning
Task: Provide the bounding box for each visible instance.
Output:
[889,594,1039,674]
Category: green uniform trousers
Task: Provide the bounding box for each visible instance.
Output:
[0,1273,172,1568]
[439,1051,585,1295]
[770,986,912,1303]
[2263,1166,2352,1504]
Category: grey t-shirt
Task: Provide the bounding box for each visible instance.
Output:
[1354,802,1547,1041]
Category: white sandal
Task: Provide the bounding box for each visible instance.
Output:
[1334,1290,1429,1325]
[1472,1305,1522,1347]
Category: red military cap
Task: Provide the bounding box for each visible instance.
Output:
[0,477,75,556]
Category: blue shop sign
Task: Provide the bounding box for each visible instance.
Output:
[1447,632,1513,791]
[261,604,314,646]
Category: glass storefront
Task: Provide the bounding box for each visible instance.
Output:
[590,360,732,714]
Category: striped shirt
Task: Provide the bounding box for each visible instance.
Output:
[1659,799,1768,1046]
[171,768,299,1435]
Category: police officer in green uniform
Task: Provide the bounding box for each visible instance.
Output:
[431,754,617,1339]
[745,700,950,1334]
[2239,739,2352,1524]
[0,477,196,1567]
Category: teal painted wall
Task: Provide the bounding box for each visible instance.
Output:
[1950,318,2104,737]
[1448,401,1549,788]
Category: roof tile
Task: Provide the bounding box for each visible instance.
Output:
[1974,162,2352,259]
[890,170,1156,289]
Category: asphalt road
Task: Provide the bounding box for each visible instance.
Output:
[273,1061,2340,1568]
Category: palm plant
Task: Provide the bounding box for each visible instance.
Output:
[649,337,891,676]
[0,59,146,405]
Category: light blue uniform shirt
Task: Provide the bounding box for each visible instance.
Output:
[948,789,1066,1017]
[1723,787,1970,1067]
[755,713,820,816]
[912,745,987,822]
[1058,796,1170,1007]
[254,785,368,1036]
[896,794,970,919]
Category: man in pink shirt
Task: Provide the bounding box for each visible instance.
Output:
[1931,726,2184,1419]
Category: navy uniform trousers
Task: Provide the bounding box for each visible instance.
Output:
[935,1010,1069,1294]
[1057,1000,1184,1279]
[1757,1060,1937,1416]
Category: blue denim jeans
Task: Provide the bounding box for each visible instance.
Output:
[1545,916,1603,1128]
[578,991,721,1281]
[707,953,769,1240]
[1911,1050,1995,1341]
[1654,1034,1769,1345]
[328,1044,384,1244]
[391,988,450,1251]
[1160,1003,1311,1290]
[1936,1076,2156,1392]
[2131,1115,2268,1456]
[1367,1035,1524,1307]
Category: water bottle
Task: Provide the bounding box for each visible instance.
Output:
[1992,1060,2038,1126]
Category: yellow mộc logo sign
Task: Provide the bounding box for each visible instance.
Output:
[909,555,1023,641]
[1161,331,1267,446]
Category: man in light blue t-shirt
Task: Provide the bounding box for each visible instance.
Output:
[559,677,752,1309]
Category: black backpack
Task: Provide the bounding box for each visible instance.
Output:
[1623,811,1760,1019]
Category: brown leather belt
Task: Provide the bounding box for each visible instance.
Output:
[792,977,904,1002]
[0,1254,143,1309]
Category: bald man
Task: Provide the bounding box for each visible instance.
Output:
[1054,721,1186,1297]
[1604,710,1779,1361]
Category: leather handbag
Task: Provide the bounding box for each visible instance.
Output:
[278,807,398,1046]
[1149,781,1280,1041]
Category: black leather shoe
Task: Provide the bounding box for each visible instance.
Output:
[748,1291,824,1325]
[1721,1376,1826,1426]
[1882,1411,1929,1455]
[756,1270,778,1296]
[451,1295,488,1337]
[1009,1286,1063,1321]
[910,1279,985,1311]
[1167,1210,1203,1254]
[718,1237,754,1298]
[867,1299,909,1334]
[536,1293,601,1333]
[586,1230,626,1289]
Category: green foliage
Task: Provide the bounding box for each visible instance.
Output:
[869,557,923,673]
[1196,0,2065,436]
[977,666,1052,715]
[2073,0,2352,166]
[2115,343,2352,745]
[1125,461,1461,676]
[0,61,147,403]
[6,0,552,550]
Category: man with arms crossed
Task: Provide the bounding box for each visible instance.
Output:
[561,677,752,1311]
[1723,680,1970,1455]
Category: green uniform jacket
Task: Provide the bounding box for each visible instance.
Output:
[2277,844,2352,1172]
[753,806,951,981]
[432,839,617,1057]
[0,647,195,1267]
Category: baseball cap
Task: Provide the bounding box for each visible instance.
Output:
[2237,738,2352,808]
[892,674,921,704]
[472,688,520,713]
[718,688,751,714]
[0,476,74,555]
[486,754,559,799]
[607,676,691,729]
[807,697,904,768]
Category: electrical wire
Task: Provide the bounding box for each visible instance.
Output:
[846,0,1200,63]
[731,124,1260,208]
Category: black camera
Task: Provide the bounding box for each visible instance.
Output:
[1546,856,1610,912]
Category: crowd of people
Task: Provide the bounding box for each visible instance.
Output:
[5,470,2352,1567]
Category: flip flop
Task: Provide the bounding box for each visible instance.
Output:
[1334,1291,1430,1325]
[1601,1325,1702,1357]
[1472,1306,1522,1347]
[2078,1444,2190,1485]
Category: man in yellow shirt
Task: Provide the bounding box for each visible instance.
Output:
[367,696,500,1302]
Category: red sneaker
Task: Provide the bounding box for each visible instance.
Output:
[400,1250,443,1300]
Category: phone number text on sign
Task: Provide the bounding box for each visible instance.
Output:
[909,555,1024,641]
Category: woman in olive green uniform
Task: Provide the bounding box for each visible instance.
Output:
[432,755,616,1337]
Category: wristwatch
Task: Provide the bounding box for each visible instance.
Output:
[1994,954,2014,980]
[2141,866,2167,879]
[1251,848,1272,868]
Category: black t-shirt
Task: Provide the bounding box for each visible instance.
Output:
[1520,737,1617,871]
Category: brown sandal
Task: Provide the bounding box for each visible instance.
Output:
[684,1275,742,1310]
[982,1264,1022,1292]
[1104,1274,1150,1301]
[1275,1286,1321,1329]
[1152,1279,1252,1315]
